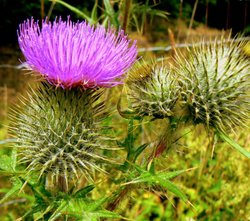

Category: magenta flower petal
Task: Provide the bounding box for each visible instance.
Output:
[18,17,137,89]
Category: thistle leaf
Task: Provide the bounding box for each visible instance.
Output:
[0,177,23,204]
[73,185,95,199]
[216,130,250,158]
[65,197,122,220]
[123,165,189,202]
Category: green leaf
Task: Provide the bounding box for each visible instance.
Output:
[101,16,110,27]
[133,143,148,161]
[0,177,23,204]
[73,185,95,198]
[207,180,222,193]
[103,0,119,27]
[34,204,55,221]
[125,169,186,185]
[22,205,42,220]
[216,130,250,158]
[0,155,14,172]
[103,0,114,16]
[85,197,108,211]
[51,0,92,23]
[86,210,122,219]
[90,1,98,22]
[23,178,52,204]
[65,197,122,220]
[48,200,68,221]
[159,179,188,202]
[123,166,189,202]
[0,147,17,172]
[10,148,17,171]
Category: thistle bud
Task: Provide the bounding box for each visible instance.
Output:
[126,61,180,119]
[11,83,114,191]
[175,37,250,132]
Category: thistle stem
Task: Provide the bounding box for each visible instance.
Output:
[58,175,68,193]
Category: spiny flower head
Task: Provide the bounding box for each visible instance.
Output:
[126,61,180,119]
[10,83,116,190]
[175,37,250,132]
[18,17,137,89]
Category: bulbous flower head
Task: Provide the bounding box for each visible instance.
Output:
[10,83,117,190]
[17,17,137,89]
[126,61,180,119]
[175,37,250,132]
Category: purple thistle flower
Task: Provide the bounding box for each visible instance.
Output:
[18,17,137,89]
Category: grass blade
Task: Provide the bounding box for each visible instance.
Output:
[217,130,250,158]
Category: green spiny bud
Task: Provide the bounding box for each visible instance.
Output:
[175,37,250,132]
[126,61,180,119]
[10,83,115,190]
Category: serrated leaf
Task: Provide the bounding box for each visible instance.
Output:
[64,197,122,220]
[123,166,188,202]
[216,130,250,158]
[125,169,186,185]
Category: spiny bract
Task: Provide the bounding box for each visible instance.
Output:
[126,61,180,119]
[175,37,250,132]
[11,83,115,189]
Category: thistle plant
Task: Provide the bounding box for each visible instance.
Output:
[11,17,137,195]
[2,14,250,220]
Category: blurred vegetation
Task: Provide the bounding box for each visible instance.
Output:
[0,0,250,220]
[0,0,250,46]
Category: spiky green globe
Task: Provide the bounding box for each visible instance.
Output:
[175,37,250,132]
[11,83,114,189]
[126,62,180,119]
